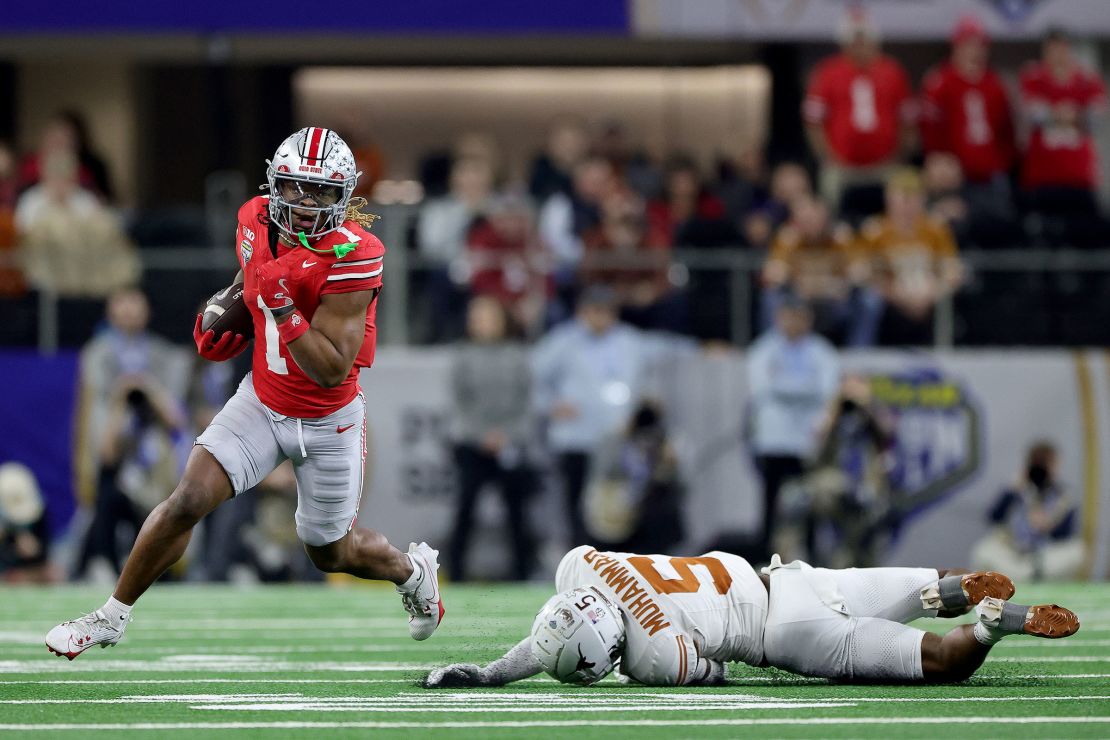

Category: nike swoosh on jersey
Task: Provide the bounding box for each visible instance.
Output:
[336,424,355,433]
[302,260,317,268]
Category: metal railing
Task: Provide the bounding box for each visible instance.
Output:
[17,201,1110,351]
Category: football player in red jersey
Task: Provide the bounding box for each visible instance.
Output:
[46,128,444,660]
[920,16,1015,186]
[1019,28,1108,214]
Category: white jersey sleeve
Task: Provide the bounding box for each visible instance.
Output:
[618,620,721,686]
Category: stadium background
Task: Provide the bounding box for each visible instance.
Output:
[1,0,1110,610]
[2,1,1110,737]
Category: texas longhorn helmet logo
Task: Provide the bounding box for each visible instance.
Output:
[574,644,596,673]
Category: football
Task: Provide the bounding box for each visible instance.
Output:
[200,282,254,338]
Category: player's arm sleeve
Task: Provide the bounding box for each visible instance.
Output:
[640,632,722,686]
[425,637,544,688]
[319,254,384,296]
[479,638,545,685]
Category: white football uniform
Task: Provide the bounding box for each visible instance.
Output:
[761,555,940,681]
[555,546,768,686]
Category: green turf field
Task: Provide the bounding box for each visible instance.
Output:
[1,581,1108,738]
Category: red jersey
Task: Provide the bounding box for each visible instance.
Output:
[803,53,913,167]
[1019,61,1107,190]
[466,221,551,305]
[236,196,384,418]
[920,62,1015,182]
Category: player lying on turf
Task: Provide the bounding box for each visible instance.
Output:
[425,546,1078,687]
[46,128,443,660]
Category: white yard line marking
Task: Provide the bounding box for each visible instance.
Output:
[989,656,1110,663]
[0,659,433,674]
[1,717,1109,730]
[995,639,1110,648]
[0,679,426,685]
[0,644,445,654]
[1005,673,1110,679]
[0,632,49,645]
[189,702,852,712]
[1,676,1093,686]
[3,693,1108,710]
[2,619,496,630]
[14,636,1105,652]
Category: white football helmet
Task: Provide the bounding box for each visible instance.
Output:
[265,127,360,240]
[530,586,625,686]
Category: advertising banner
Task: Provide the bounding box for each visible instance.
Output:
[359,347,1110,579]
[634,0,1110,41]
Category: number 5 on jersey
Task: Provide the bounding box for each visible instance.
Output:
[627,556,733,596]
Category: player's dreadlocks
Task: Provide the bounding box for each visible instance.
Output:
[344,196,380,230]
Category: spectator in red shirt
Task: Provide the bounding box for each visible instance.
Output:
[803,9,914,224]
[921,16,1016,228]
[466,191,550,336]
[1019,28,1108,241]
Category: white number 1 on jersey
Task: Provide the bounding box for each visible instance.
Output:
[336,226,362,243]
[257,296,289,375]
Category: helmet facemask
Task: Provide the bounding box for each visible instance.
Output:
[266,169,353,240]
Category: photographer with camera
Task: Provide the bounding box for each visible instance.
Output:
[781,373,895,567]
[74,374,187,581]
[970,441,1084,581]
[583,400,685,554]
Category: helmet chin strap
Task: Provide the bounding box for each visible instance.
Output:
[296,231,357,259]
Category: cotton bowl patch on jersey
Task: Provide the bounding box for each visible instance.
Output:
[241,239,254,264]
[201,282,254,339]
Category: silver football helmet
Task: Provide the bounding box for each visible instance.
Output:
[265,127,360,240]
[530,586,625,685]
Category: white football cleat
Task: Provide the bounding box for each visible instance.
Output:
[45,610,129,660]
[397,542,444,641]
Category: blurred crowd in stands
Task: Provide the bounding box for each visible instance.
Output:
[0,10,1099,583]
[406,14,1108,347]
[1,14,1109,348]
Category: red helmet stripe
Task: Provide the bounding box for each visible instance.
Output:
[306,127,325,163]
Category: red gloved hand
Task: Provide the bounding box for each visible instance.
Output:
[254,260,296,319]
[193,314,249,362]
